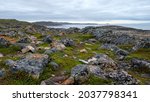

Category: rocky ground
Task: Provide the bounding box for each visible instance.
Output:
[0,19,150,85]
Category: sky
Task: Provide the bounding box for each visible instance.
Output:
[0,0,150,24]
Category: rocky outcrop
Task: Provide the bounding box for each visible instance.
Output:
[101,44,129,59]
[6,54,50,78]
[131,59,150,69]
[132,38,150,51]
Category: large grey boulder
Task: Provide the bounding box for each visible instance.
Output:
[6,54,50,78]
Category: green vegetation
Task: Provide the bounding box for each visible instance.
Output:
[126,48,150,60]
[84,75,112,85]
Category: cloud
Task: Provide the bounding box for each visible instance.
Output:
[0,0,150,23]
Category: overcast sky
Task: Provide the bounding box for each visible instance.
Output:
[0,0,150,24]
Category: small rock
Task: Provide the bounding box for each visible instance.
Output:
[52,42,66,51]
[80,49,88,53]
[49,62,59,70]
[0,53,4,57]
[21,45,35,53]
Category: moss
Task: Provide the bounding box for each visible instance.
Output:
[38,43,49,47]
[84,75,112,85]
[118,44,133,51]
[0,71,38,85]
[128,71,150,85]
[51,51,81,72]
[0,45,21,55]
[126,48,150,60]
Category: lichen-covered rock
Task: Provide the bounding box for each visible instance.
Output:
[88,54,117,70]
[44,47,57,55]
[70,64,90,84]
[6,54,50,78]
[106,70,139,85]
[49,62,59,71]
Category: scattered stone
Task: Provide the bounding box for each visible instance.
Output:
[6,54,49,78]
[21,45,35,53]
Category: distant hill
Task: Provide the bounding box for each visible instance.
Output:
[33,21,99,26]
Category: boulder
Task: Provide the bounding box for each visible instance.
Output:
[6,54,49,78]
[43,35,53,43]
[61,38,75,46]
[88,54,117,71]
[0,37,11,47]
[87,65,106,78]
[70,64,90,84]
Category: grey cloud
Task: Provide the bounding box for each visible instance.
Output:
[0,0,150,22]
